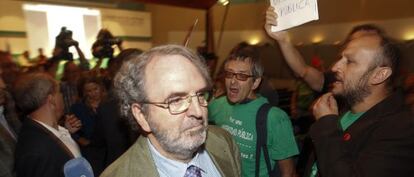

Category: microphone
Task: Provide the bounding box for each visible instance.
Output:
[64,157,94,177]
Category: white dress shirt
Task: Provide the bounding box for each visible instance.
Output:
[34,119,81,158]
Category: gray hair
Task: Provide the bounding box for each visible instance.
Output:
[114,44,212,131]
[13,72,57,115]
[224,42,264,78]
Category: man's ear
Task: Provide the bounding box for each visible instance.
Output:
[252,77,262,90]
[47,94,55,108]
[131,103,151,133]
[371,67,392,85]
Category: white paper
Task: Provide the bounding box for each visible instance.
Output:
[270,0,319,32]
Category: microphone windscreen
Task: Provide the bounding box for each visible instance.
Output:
[64,157,94,177]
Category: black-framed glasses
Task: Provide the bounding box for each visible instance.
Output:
[224,70,253,81]
[141,91,211,114]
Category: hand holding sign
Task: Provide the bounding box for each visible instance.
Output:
[269,0,319,32]
[265,6,290,43]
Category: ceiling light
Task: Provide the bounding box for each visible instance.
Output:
[248,37,260,45]
[311,35,324,43]
[403,31,414,40]
[218,0,229,6]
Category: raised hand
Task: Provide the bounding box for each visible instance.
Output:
[264,6,290,43]
[64,114,82,134]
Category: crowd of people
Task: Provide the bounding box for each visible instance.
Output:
[0,5,414,177]
[0,27,138,177]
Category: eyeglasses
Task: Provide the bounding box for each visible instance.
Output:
[224,70,253,81]
[141,92,211,115]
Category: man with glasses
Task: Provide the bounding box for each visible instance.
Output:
[209,44,298,177]
[100,45,241,177]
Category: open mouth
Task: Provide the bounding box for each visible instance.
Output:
[331,75,345,92]
[330,74,344,90]
[333,80,343,85]
[333,74,343,84]
[228,87,239,97]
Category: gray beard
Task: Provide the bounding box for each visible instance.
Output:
[149,121,207,160]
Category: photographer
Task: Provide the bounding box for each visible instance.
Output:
[91,29,123,60]
[50,27,89,70]
[51,27,89,68]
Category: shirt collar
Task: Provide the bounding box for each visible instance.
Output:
[32,119,71,138]
[147,139,203,176]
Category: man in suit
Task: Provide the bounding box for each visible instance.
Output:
[264,7,410,177]
[13,73,81,177]
[0,88,20,177]
[0,60,20,177]
[310,32,414,176]
[100,45,241,177]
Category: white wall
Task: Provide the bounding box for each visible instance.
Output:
[0,0,152,56]
[100,7,152,51]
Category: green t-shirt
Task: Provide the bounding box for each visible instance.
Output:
[208,96,299,177]
[309,111,365,177]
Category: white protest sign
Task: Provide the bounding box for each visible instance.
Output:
[270,0,319,32]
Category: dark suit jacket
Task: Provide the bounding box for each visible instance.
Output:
[0,118,19,177]
[86,95,134,176]
[310,91,414,177]
[100,126,241,177]
[0,90,21,177]
[15,119,74,177]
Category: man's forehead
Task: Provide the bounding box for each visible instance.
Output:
[144,54,207,98]
[225,59,253,71]
[350,30,379,40]
[146,54,192,74]
[344,35,381,54]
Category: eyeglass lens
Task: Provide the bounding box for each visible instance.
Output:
[169,92,209,114]
[224,71,251,81]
